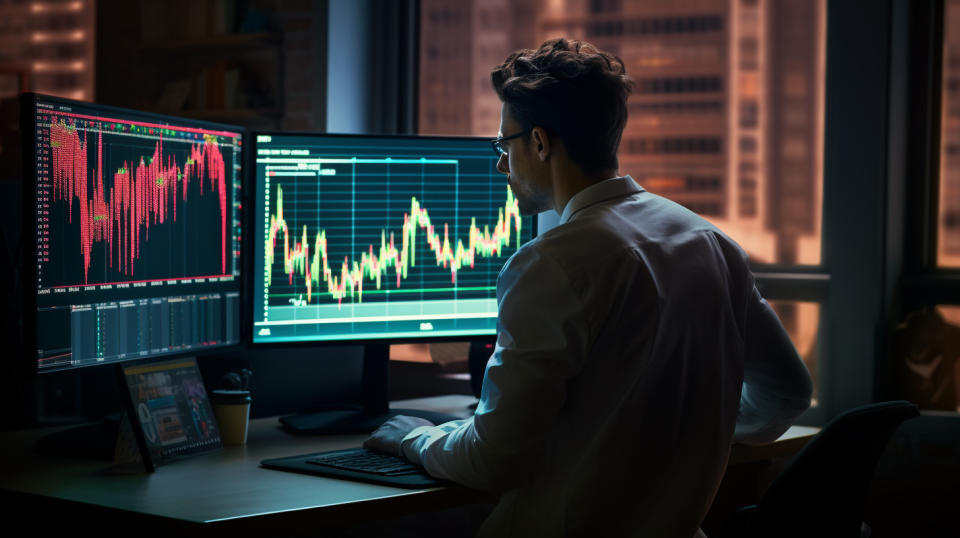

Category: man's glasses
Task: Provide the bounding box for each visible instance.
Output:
[490,128,533,157]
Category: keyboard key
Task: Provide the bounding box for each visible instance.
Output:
[306,449,422,476]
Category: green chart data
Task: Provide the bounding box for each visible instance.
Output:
[252,134,535,344]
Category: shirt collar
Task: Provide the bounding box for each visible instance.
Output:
[558,176,644,225]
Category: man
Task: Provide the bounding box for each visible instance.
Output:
[366,38,813,537]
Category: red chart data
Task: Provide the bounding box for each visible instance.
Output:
[35,110,243,288]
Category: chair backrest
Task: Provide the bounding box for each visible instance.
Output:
[747,400,919,537]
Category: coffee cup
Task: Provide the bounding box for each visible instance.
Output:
[212,390,251,445]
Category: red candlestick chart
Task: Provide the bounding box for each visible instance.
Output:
[42,116,234,286]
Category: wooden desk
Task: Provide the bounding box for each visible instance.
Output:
[0,395,487,535]
[0,395,817,535]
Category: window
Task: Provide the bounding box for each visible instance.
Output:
[894,0,960,416]
[941,0,960,267]
[419,0,825,266]
[635,76,723,94]
[626,136,723,155]
[419,0,827,404]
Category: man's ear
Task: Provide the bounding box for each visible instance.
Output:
[531,127,551,161]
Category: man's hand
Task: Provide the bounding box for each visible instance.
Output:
[363,415,435,456]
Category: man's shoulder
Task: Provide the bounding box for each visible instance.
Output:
[518,193,750,282]
[541,192,726,252]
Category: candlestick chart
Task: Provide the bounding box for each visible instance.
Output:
[37,112,241,288]
[28,95,246,372]
[252,135,535,343]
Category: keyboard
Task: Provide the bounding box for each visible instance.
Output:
[261,447,447,488]
[305,448,420,476]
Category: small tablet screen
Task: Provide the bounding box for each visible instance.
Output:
[122,357,222,468]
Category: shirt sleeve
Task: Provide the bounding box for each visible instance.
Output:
[733,286,814,445]
[400,246,588,491]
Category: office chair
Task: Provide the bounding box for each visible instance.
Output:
[713,400,919,538]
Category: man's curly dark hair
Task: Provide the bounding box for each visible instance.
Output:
[491,38,633,174]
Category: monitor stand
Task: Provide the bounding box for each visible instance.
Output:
[279,344,463,435]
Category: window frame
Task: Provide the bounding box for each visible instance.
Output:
[404,0,947,425]
[900,0,960,307]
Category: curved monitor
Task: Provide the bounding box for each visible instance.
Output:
[252,133,535,345]
[23,94,245,373]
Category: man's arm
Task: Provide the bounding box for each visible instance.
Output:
[392,248,588,491]
[734,287,814,445]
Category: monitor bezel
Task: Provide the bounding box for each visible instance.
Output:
[21,92,250,375]
[247,130,537,351]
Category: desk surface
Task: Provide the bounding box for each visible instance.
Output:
[0,395,818,533]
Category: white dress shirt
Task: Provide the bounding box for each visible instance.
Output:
[401,176,813,537]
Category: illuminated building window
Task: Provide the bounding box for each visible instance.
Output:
[0,0,95,101]
[740,37,759,70]
[636,76,723,94]
[590,0,622,14]
[629,100,723,114]
[587,16,724,38]
[740,100,758,127]
[687,175,722,191]
[627,137,723,155]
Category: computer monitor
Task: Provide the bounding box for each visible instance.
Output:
[22,94,246,374]
[251,133,535,431]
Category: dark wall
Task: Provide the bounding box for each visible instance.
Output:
[96,0,328,132]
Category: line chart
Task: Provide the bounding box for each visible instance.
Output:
[252,135,534,343]
[265,181,522,305]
